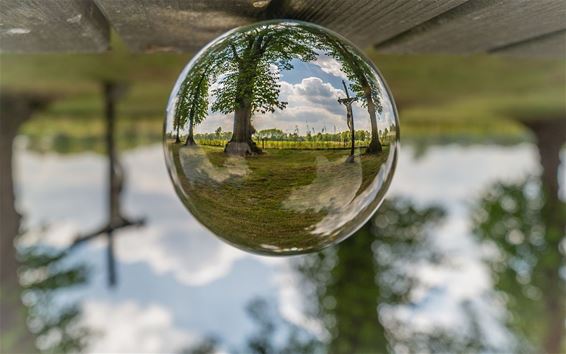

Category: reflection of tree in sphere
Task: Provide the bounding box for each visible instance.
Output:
[164,20,399,255]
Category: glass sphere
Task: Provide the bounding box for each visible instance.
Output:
[164,20,399,255]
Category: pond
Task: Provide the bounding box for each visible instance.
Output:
[8,119,564,353]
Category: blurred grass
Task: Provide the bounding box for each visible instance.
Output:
[17,116,162,154]
[1,35,564,143]
[368,49,565,139]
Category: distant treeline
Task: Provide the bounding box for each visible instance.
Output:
[168,127,396,145]
[194,139,367,150]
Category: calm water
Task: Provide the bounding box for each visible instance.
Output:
[11,132,565,353]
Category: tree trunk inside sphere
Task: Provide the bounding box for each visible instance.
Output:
[225,102,261,155]
[185,118,196,146]
[365,89,382,154]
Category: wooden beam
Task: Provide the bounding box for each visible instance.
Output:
[492,30,566,59]
[1,0,563,58]
[0,0,109,53]
[93,0,467,52]
[375,0,566,56]
[93,0,267,52]
[267,0,469,48]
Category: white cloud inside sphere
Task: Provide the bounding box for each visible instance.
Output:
[312,53,348,80]
[198,76,373,134]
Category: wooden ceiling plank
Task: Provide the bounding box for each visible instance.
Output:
[93,0,468,52]
[0,0,109,53]
[276,0,469,47]
[375,0,566,56]
[94,0,268,52]
[2,0,563,58]
[492,30,566,59]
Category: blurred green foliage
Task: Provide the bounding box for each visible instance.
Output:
[1,34,564,145]
[472,178,565,353]
[18,246,91,353]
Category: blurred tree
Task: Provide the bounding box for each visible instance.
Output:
[18,246,91,353]
[180,336,221,354]
[1,91,51,354]
[180,197,518,354]
[239,298,323,354]
[471,119,566,354]
[0,87,139,353]
[179,298,323,354]
[293,198,489,354]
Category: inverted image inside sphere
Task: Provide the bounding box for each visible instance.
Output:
[164,20,399,256]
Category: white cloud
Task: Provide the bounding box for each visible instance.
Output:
[116,224,245,286]
[16,146,251,287]
[274,261,329,340]
[118,146,251,286]
[312,54,348,80]
[82,300,197,353]
[389,144,539,205]
[257,76,372,133]
[196,74,385,135]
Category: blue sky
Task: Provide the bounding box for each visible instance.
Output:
[280,57,346,90]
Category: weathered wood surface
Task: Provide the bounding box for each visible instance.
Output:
[0,0,109,53]
[493,30,566,59]
[375,0,566,54]
[265,0,469,47]
[1,0,565,58]
[94,0,468,51]
[92,0,266,52]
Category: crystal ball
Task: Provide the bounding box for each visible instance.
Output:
[164,20,399,255]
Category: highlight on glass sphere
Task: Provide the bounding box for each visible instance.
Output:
[164,20,399,255]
